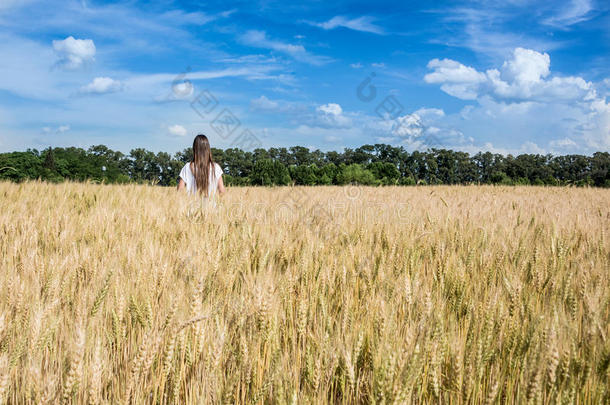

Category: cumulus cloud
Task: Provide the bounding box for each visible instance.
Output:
[168,124,187,137]
[423,47,610,151]
[52,36,95,69]
[502,47,550,84]
[382,107,474,150]
[307,16,384,34]
[393,114,425,138]
[314,103,352,128]
[424,58,488,100]
[425,48,595,102]
[317,103,342,116]
[80,77,123,94]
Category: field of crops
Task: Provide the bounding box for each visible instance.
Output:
[0,181,608,404]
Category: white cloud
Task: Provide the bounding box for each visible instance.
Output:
[168,124,187,137]
[600,79,610,98]
[168,80,194,100]
[384,110,471,150]
[464,141,548,156]
[317,103,342,116]
[218,9,237,18]
[381,65,609,153]
[248,96,306,116]
[80,77,123,94]
[250,95,279,111]
[502,47,550,84]
[239,30,331,65]
[393,114,424,138]
[549,137,577,149]
[0,33,284,152]
[315,103,352,128]
[159,10,217,26]
[325,135,341,143]
[436,6,563,59]
[52,36,95,69]
[2,0,233,66]
[350,62,363,69]
[248,97,352,129]
[581,98,610,151]
[292,124,360,142]
[542,0,594,27]
[424,58,487,100]
[424,93,609,153]
[307,16,384,34]
[426,58,487,83]
[42,124,70,134]
[269,85,602,154]
[0,31,285,105]
[425,48,595,102]
[142,65,286,102]
[520,141,546,154]
[414,108,445,119]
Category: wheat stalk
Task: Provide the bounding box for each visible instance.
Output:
[0,182,606,403]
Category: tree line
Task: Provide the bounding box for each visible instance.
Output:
[0,144,609,187]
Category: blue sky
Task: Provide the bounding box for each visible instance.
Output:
[0,0,608,155]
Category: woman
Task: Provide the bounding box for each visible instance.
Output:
[177,134,225,196]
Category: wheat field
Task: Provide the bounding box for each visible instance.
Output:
[0,181,608,404]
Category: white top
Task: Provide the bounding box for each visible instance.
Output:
[179,162,223,196]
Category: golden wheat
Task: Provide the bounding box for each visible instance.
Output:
[0,181,608,404]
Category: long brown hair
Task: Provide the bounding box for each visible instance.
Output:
[191,134,215,196]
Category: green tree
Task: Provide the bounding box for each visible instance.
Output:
[290,164,318,185]
[0,151,42,181]
[251,159,291,186]
[42,147,57,171]
[1,142,609,188]
[289,146,312,166]
[317,163,338,185]
[368,161,399,185]
[336,164,378,185]
[590,152,610,187]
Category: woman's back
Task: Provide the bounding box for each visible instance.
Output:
[177,134,225,196]
[179,162,223,196]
